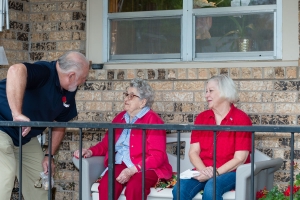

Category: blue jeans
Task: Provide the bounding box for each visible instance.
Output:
[172,172,236,200]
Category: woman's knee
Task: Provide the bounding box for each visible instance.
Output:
[172,181,197,200]
[202,179,224,200]
[125,183,148,200]
[172,185,178,199]
[172,187,191,200]
[203,187,220,200]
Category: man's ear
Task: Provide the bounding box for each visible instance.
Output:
[68,71,76,82]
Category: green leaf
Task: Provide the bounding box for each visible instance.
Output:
[263,187,286,200]
[229,16,243,36]
[295,180,300,186]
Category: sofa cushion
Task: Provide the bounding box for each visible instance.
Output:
[91,183,99,192]
[91,183,235,200]
[91,171,235,200]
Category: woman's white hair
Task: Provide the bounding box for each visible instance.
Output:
[130,78,154,107]
[207,74,238,103]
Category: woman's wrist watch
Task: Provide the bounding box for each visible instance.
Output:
[216,169,220,176]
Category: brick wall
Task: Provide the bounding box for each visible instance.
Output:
[0,0,299,199]
[0,0,86,72]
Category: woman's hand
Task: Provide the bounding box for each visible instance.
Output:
[193,166,214,182]
[193,173,210,182]
[73,149,93,159]
[116,166,138,184]
[200,166,214,178]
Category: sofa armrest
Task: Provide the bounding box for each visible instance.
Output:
[235,158,283,200]
[72,156,106,200]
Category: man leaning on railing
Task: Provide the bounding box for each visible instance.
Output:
[0,51,89,200]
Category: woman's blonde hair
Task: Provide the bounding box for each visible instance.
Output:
[207,74,238,103]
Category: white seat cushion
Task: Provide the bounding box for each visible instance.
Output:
[91,183,235,200]
[91,183,99,192]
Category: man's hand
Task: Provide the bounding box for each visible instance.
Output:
[12,113,31,137]
[41,127,65,175]
[42,156,55,175]
[73,149,93,159]
[116,166,138,184]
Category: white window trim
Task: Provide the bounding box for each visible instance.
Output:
[86,0,298,69]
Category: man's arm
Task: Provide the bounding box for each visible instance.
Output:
[6,63,31,136]
[42,127,66,174]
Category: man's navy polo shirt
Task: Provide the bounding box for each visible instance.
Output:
[0,61,78,146]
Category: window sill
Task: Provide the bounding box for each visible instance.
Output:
[102,60,298,70]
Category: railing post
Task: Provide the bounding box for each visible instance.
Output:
[108,127,115,200]
[290,132,294,200]
[176,130,181,200]
[48,128,52,200]
[213,131,217,200]
[18,127,22,200]
[142,129,146,200]
[79,128,83,200]
[251,131,255,200]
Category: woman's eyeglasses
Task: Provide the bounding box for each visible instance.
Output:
[123,92,141,100]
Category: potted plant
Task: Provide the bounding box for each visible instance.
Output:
[218,15,254,52]
[257,162,300,200]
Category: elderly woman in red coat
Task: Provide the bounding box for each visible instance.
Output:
[74,78,172,200]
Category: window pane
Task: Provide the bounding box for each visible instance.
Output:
[195,13,274,54]
[109,0,183,13]
[193,0,276,8]
[109,18,181,60]
[249,0,276,5]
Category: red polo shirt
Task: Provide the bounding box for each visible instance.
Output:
[191,105,252,169]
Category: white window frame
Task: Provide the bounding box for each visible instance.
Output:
[86,0,298,69]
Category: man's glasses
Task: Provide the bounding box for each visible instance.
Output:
[123,92,141,100]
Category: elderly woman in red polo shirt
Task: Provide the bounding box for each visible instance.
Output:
[172,75,252,200]
[74,78,172,200]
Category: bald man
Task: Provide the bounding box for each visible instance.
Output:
[0,51,89,200]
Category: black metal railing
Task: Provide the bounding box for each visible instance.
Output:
[0,121,297,200]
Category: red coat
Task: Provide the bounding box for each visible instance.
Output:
[89,109,173,180]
